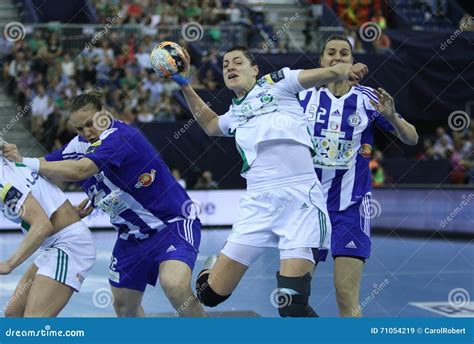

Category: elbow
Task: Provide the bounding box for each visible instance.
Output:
[37,220,54,238]
[408,130,419,146]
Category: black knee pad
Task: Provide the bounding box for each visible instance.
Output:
[275,272,318,317]
[195,271,231,307]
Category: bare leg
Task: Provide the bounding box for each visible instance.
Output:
[334,256,364,317]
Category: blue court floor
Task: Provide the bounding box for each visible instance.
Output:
[0,229,472,317]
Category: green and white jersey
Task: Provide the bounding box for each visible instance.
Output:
[0,158,67,242]
[218,68,314,177]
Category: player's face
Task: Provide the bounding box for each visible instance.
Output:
[320,40,353,67]
[223,51,258,94]
[70,107,102,143]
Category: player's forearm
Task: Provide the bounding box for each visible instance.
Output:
[38,159,92,181]
[299,64,353,89]
[181,85,221,135]
[387,116,419,145]
[7,221,54,271]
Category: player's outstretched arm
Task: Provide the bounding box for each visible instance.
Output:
[169,49,224,136]
[370,88,418,145]
[298,63,368,89]
[0,194,54,275]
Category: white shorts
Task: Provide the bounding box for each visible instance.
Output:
[34,221,96,292]
[227,179,331,252]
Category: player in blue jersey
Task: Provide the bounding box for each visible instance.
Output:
[299,35,418,317]
[3,90,205,317]
[168,45,368,317]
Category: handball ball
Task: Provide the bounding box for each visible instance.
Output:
[150,41,186,78]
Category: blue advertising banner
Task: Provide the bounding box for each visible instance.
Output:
[0,318,472,343]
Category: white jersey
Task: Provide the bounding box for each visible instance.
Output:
[299,85,396,211]
[218,67,315,189]
[0,159,67,245]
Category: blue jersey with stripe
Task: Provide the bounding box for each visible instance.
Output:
[299,85,396,211]
[46,120,196,240]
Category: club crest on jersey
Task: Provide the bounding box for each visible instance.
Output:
[348,112,362,127]
[359,143,372,158]
[260,94,273,103]
[135,169,156,189]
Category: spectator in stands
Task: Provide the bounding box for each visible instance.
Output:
[226,1,242,24]
[194,170,218,189]
[135,45,152,71]
[154,94,177,122]
[424,126,453,159]
[449,139,467,184]
[61,53,76,82]
[28,30,46,54]
[308,0,323,27]
[144,73,164,101]
[31,84,54,140]
[459,14,474,32]
[137,103,155,123]
[172,168,187,189]
[202,69,219,91]
[369,150,385,187]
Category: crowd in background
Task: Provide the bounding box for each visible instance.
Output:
[0,0,471,187]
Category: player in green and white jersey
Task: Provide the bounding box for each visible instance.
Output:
[171,45,367,316]
[0,157,95,317]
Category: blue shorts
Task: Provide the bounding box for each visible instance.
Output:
[108,219,201,292]
[316,196,371,261]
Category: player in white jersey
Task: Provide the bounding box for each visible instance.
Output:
[0,157,96,317]
[299,35,418,317]
[170,45,368,316]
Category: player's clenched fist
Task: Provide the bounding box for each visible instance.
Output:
[2,143,23,163]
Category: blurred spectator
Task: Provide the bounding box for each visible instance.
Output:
[308,0,323,26]
[459,14,474,32]
[172,168,187,189]
[226,2,242,23]
[428,127,453,159]
[28,30,46,53]
[61,53,76,81]
[194,170,218,189]
[154,94,178,122]
[448,139,467,184]
[144,73,164,100]
[31,84,54,140]
[202,69,219,91]
[369,150,385,187]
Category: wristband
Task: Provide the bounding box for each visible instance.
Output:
[22,157,40,172]
[170,74,190,86]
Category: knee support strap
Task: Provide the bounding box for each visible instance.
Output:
[195,272,231,307]
[275,272,318,317]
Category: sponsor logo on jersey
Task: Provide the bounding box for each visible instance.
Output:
[76,273,85,284]
[330,109,342,117]
[345,241,357,248]
[135,169,157,189]
[260,94,273,103]
[269,69,285,83]
[348,112,362,127]
[329,121,339,130]
[94,172,104,182]
[85,139,102,154]
[359,143,373,158]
